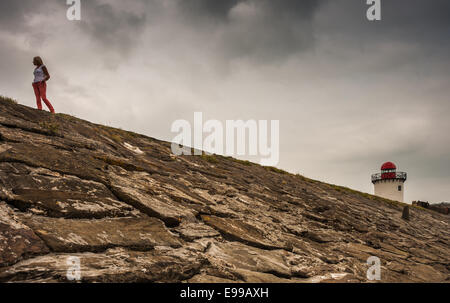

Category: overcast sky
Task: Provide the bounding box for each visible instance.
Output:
[1,0,449,203]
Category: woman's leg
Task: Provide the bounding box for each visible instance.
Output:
[38,82,55,113]
[32,83,43,110]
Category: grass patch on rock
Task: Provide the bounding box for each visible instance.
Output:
[201,153,220,164]
[38,120,60,136]
[0,95,18,105]
[264,165,290,175]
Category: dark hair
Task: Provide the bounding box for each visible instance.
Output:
[33,56,44,65]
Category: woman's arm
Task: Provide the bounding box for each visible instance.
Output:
[42,66,51,81]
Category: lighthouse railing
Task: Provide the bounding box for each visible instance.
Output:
[371,172,407,182]
[371,173,381,182]
[396,172,407,180]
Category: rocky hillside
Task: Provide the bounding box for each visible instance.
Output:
[0,97,449,283]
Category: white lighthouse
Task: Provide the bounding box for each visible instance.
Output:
[371,162,407,202]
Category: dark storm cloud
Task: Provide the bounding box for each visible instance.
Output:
[0,0,53,31]
[260,0,325,19]
[1,0,325,62]
[177,0,328,62]
[0,0,147,56]
[178,0,242,20]
[77,1,147,55]
[318,0,450,48]
[179,0,325,21]
[378,0,450,39]
[1,0,448,61]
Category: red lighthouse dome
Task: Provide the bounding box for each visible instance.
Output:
[381,162,396,171]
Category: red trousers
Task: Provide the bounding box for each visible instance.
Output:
[32,81,55,113]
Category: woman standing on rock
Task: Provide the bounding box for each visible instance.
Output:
[32,56,55,113]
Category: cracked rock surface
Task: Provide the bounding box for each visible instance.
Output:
[0,99,449,282]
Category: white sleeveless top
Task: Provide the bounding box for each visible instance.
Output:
[33,65,46,83]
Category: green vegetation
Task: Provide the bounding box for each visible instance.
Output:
[232,158,254,166]
[38,120,60,136]
[110,133,123,143]
[0,95,18,105]
[96,124,143,144]
[117,127,141,140]
[55,113,80,122]
[97,125,123,143]
[203,154,254,167]
[201,153,220,164]
[264,165,290,175]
